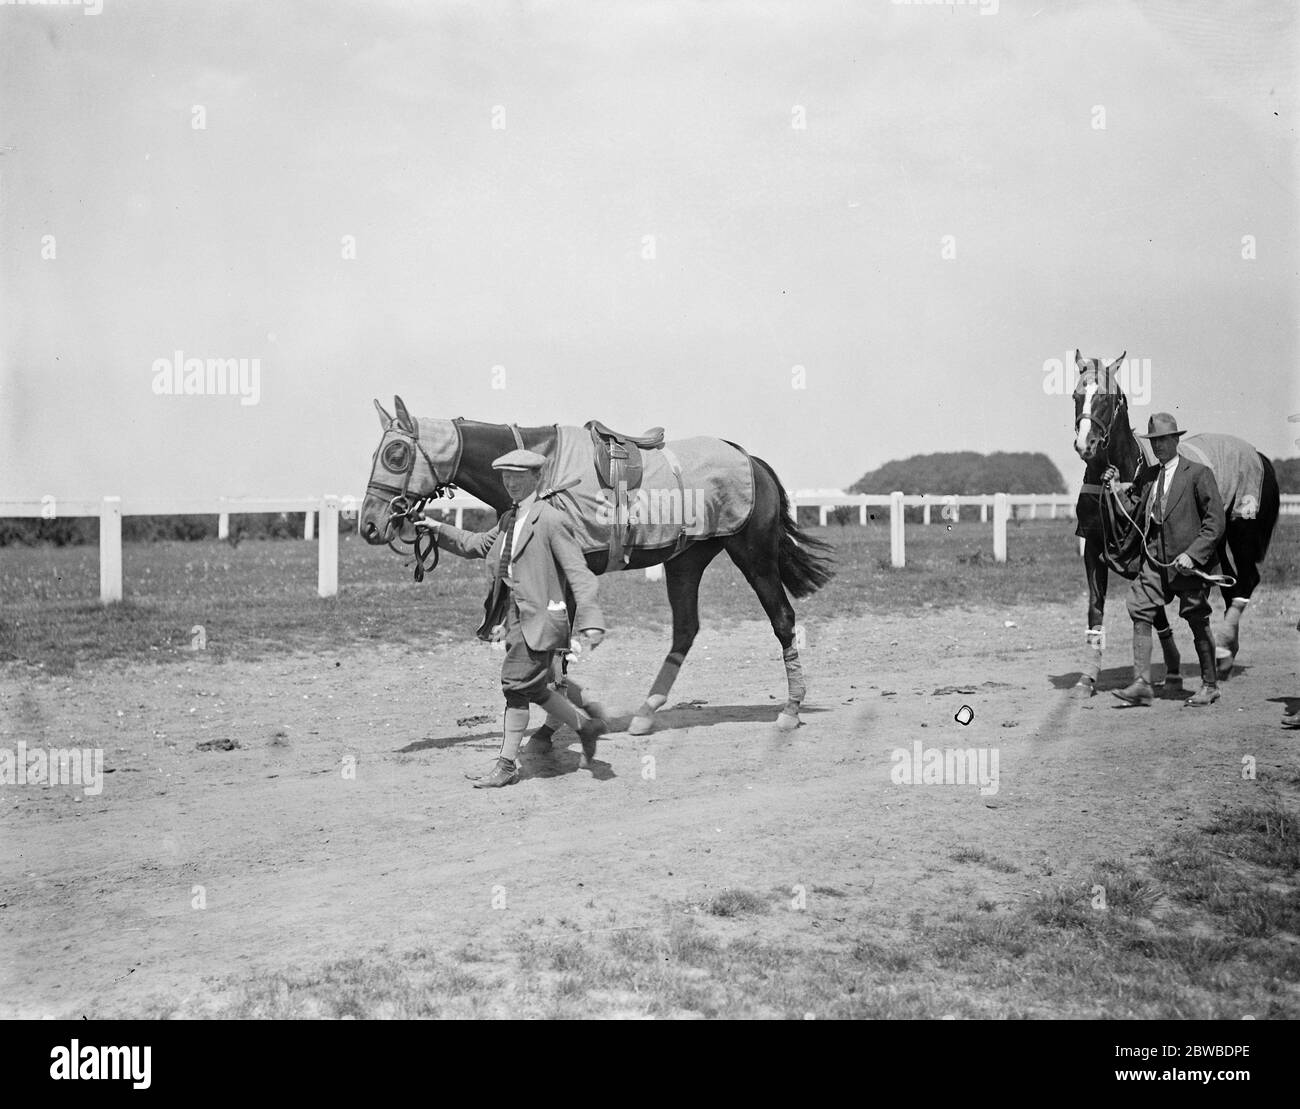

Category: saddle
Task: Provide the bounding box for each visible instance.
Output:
[585,420,667,566]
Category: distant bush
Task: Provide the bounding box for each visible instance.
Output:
[1274,457,1300,494]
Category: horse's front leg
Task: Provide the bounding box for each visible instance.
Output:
[628,544,720,736]
[1075,536,1108,696]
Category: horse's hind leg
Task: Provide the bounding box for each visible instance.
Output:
[628,541,724,736]
[723,536,804,730]
[1216,519,1260,679]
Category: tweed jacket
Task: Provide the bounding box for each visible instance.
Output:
[432,499,605,651]
[1125,457,1226,576]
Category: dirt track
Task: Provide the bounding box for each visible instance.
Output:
[2,595,1297,1018]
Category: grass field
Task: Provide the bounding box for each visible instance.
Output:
[3,516,1297,672]
[3,516,1298,1019]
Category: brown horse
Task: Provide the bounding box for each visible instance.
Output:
[1071,351,1279,692]
[358,397,834,733]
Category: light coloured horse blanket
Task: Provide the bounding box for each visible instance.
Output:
[541,427,755,564]
[1178,433,1264,520]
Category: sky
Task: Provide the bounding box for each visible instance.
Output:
[1,0,1296,504]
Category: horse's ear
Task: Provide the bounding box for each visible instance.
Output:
[374,398,393,429]
[1106,351,1127,371]
[1074,349,1088,371]
[393,396,416,434]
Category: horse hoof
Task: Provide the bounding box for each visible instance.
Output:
[1069,682,1095,700]
[628,715,655,736]
[776,712,801,731]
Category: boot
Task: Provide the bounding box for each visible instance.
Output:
[1113,624,1154,706]
[1186,628,1220,707]
[539,690,605,768]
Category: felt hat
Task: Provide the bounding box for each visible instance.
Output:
[1136,412,1187,439]
[491,449,548,471]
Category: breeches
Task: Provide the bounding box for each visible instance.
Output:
[499,597,562,707]
[1126,561,1211,626]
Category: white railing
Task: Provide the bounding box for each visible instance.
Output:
[790,492,1065,570]
[0,494,490,602]
[3,491,1295,603]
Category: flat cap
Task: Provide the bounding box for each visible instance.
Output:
[491,448,548,471]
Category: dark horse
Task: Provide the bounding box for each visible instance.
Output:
[1071,351,1279,694]
[358,397,834,733]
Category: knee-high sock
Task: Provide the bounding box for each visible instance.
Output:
[539,678,592,731]
[538,690,590,733]
[500,706,531,763]
[1133,623,1153,684]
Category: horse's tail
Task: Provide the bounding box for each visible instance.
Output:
[1256,453,1280,562]
[751,456,835,599]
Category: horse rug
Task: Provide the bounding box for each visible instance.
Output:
[1177,433,1264,520]
[540,427,755,565]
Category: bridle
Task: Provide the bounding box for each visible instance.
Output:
[1074,369,1129,459]
[366,418,463,582]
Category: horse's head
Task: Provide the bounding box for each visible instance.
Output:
[359,396,461,547]
[1072,349,1127,463]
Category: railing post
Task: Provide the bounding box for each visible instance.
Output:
[100,496,122,604]
[980,497,988,523]
[993,492,1009,563]
[859,495,868,526]
[922,498,931,526]
[318,496,339,597]
[818,504,829,527]
[218,512,229,540]
[304,510,315,541]
[455,506,464,528]
[889,490,905,568]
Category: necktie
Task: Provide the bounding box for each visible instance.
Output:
[497,504,519,580]
[1153,467,1166,523]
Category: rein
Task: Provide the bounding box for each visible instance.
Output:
[1099,477,1236,589]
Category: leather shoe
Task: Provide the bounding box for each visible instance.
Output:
[1282,711,1300,729]
[1112,679,1154,707]
[470,759,519,788]
[1185,684,1220,707]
